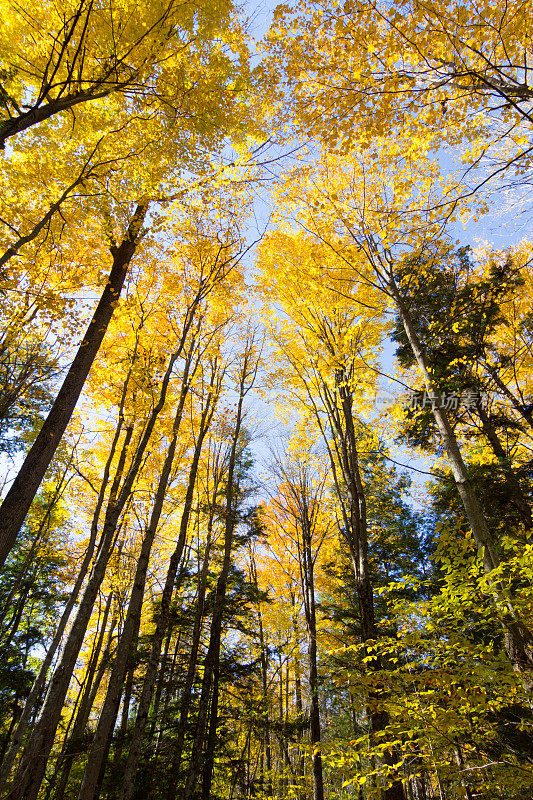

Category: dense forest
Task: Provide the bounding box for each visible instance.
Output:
[0,0,533,798]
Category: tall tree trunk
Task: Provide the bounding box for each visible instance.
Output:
[200,657,221,800]
[183,359,248,800]
[6,332,181,800]
[0,451,74,630]
[291,594,304,798]
[54,613,118,800]
[319,374,405,800]
[112,660,135,772]
[251,553,272,798]
[51,594,114,800]
[147,625,173,742]
[0,373,132,793]
[118,370,220,800]
[163,511,216,799]
[0,699,20,769]
[390,278,533,685]
[453,745,473,800]
[301,516,325,800]
[4,422,133,800]
[0,200,149,569]
[76,361,194,800]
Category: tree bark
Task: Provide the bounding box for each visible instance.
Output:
[76,358,194,800]
[390,277,533,685]
[52,594,115,800]
[0,384,131,793]
[118,369,220,800]
[252,553,272,798]
[163,480,221,800]
[183,358,249,800]
[0,200,149,569]
[318,373,405,800]
[6,324,180,800]
[301,512,325,800]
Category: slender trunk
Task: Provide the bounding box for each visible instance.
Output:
[278,652,285,799]
[0,700,20,768]
[113,661,135,766]
[0,400,126,792]
[164,514,215,796]
[183,375,246,800]
[153,627,183,766]
[391,282,500,569]
[339,383,376,642]
[453,745,473,800]
[77,368,192,800]
[54,613,118,800]
[253,557,272,797]
[147,626,173,740]
[0,200,149,569]
[0,452,73,630]
[390,279,533,683]
[291,595,304,797]
[6,327,179,800]
[200,658,220,800]
[321,374,405,800]
[118,380,218,800]
[301,519,324,800]
[0,583,32,650]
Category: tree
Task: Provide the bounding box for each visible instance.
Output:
[183,333,261,800]
[391,243,533,535]
[2,199,249,800]
[0,0,257,567]
[259,142,533,689]
[263,441,336,800]
[0,0,251,149]
[267,0,533,204]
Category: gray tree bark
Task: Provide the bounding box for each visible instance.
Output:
[5,328,181,800]
[0,201,149,569]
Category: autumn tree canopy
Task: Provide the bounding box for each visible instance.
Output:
[0,0,532,799]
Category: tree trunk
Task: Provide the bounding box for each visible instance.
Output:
[163,513,216,797]
[390,278,533,685]
[253,554,272,798]
[0,452,74,630]
[301,518,325,800]
[53,596,115,800]
[76,364,193,800]
[291,594,304,798]
[319,373,405,800]
[0,200,149,569]
[0,391,131,793]
[183,365,247,800]
[118,373,219,800]
[6,326,180,800]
